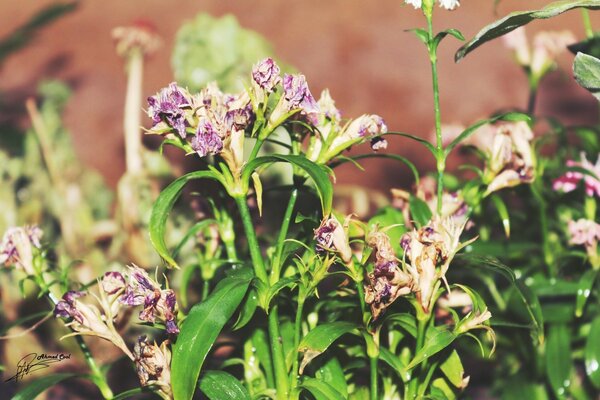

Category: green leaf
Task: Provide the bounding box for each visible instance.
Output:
[149,170,224,268]
[408,28,430,45]
[172,219,217,258]
[379,347,410,382]
[432,29,465,50]
[297,377,346,400]
[574,52,600,101]
[455,0,600,61]
[440,350,466,388]
[112,387,156,400]
[242,154,333,215]
[385,132,437,156]
[264,276,298,309]
[315,356,348,398]
[233,287,259,330]
[11,373,79,400]
[490,194,510,237]
[384,313,417,338]
[575,269,598,317]
[545,324,572,399]
[330,153,420,184]
[457,254,544,344]
[298,322,359,374]
[409,195,432,227]
[198,370,251,400]
[585,316,600,388]
[171,274,251,400]
[406,328,457,370]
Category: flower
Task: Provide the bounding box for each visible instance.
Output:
[269,74,319,127]
[112,20,161,57]
[314,215,352,263]
[134,336,172,399]
[0,225,43,275]
[252,57,281,93]
[119,265,179,334]
[329,114,387,153]
[553,153,600,198]
[469,122,535,195]
[55,290,134,359]
[191,117,224,157]
[404,0,460,10]
[147,83,192,138]
[101,271,126,295]
[364,229,413,319]
[568,219,600,247]
[503,27,575,82]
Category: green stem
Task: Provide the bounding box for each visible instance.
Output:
[531,184,555,276]
[268,306,291,399]
[418,359,440,396]
[234,195,269,284]
[370,355,379,400]
[233,195,288,398]
[527,81,538,115]
[408,312,430,396]
[271,188,299,285]
[290,296,305,392]
[582,9,594,38]
[249,138,265,162]
[426,14,444,216]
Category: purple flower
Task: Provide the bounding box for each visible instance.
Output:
[252,58,281,92]
[553,153,600,198]
[283,74,319,115]
[314,216,352,263]
[54,291,86,324]
[0,226,43,275]
[191,118,224,157]
[147,83,191,138]
[101,271,126,295]
[225,102,253,132]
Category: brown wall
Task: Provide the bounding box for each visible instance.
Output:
[1,0,598,191]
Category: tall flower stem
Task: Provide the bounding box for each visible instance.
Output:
[290,294,305,393]
[356,281,379,399]
[270,188,299,285]
[233,195,289,399]
[426,12,445,215]
[123,48,144,175]
[370,355,379,400]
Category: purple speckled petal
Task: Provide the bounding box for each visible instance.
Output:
[102,271,126,295]
[283,74,319,115]
[191,118,224,157]
[252,58,281,92]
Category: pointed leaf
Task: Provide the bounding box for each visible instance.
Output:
[379,347,410,382]
[575,269,598,317]
[198,370,251,400]
[11,373,79,400]
[456,0,600,61]
[409,195,432,227]
[574,52,600,101]
[171,274,251,400]
[150,170,224,268]
[585,316,600,388]
[298,322,359,374]
[298,377,346,400]
[406,328,457,370]
[440,350,466,388]
[490,194,511,237]
[242,154,333,215]
[315,356,348,398]
[545,324,572,399]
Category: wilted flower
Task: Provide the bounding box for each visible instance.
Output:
[329,114,387,154]
[252,57,281,94]
[112,20,161,57]
[469,122,535,195]
[101,271,126,295]
[553,153,600,198]
[405,0,460,10]
[119,265,179,334]
[457,308,492,333]
[504,27,575,82]
[269,73,319,127]
[0,225,43,276]
[134,336,172,399]
[314,215,352,263]
[401,217,473,312]
[191,118,224,157]
[364,229,413,319]
[55,290,134,360]
[147,83,192,138]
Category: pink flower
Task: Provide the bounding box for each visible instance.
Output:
[568,219,600,247]
[553,153,600,198]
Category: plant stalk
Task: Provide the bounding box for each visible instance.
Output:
[426,14,445,216]
[290,296,305,392]
[123,48,144,175]
[270,188,299,285]
[370,355,379,400]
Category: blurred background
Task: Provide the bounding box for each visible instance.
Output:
[1,0,598,193]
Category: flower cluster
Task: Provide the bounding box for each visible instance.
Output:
[109,265,180,334]
[503,27,575,84]
[470,122,536,194]
[553,152,600,198]
[0,225,43,276]
[134,336,172,400]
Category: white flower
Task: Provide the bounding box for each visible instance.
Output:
[439,0,460,10]
[405,0,422,8]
